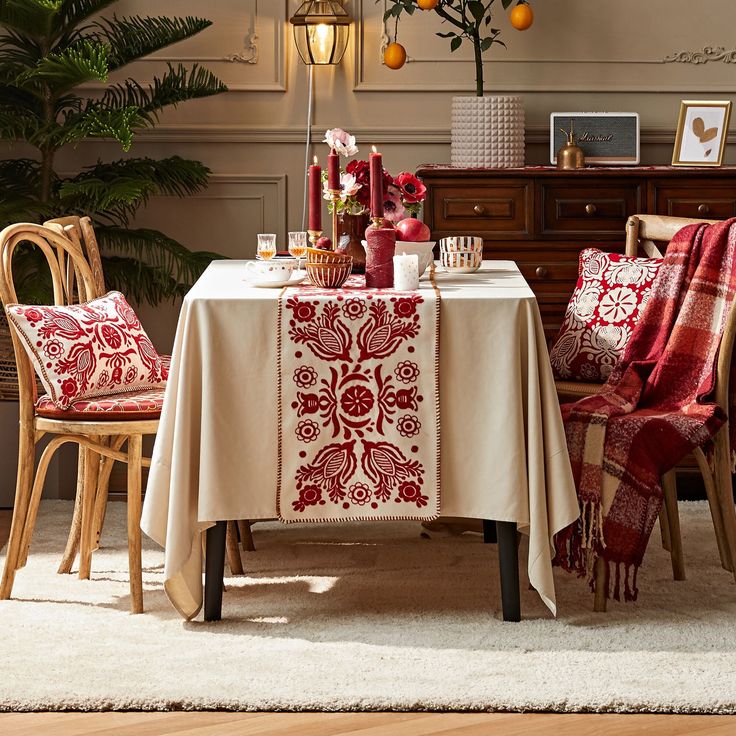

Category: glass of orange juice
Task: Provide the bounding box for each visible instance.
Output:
[288,231,308,270]
[257,233,277,260]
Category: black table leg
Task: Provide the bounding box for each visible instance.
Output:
[496,521,521,622]
[204,520,227,621]
[482,519,497,543]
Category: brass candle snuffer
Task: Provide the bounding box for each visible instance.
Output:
[557,120,586,170]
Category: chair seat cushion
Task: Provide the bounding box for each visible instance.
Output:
[35,387,165,421]
[5,291,168,410]
[549,248,662,382]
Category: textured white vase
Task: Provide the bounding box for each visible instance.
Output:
[451,95,525,168]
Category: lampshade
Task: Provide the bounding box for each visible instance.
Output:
[289,1,351,65]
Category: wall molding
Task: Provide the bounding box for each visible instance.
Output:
[106,124,706,146]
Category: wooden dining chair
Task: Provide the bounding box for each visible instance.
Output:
[553,214,736,610]
[0,223,162,613]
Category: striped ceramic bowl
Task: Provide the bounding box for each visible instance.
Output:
[439,236,484,253]
[440,250,482,273]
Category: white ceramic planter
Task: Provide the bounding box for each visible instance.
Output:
[451,95,525,168]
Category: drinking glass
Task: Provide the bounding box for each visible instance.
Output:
[257,233,277,260]
[288,231,308,270]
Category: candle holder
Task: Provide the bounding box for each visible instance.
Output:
[307,230,323,248]
[371,216,384,229]
[329,190,341,251]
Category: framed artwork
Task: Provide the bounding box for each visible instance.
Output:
[672,100,732,166]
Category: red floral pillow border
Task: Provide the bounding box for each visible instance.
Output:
[549,248,662,382]
[6,291,167,410]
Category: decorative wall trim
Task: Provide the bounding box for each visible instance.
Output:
[104,125,710,146]
[358,0,736,92]
[664,46,736,64]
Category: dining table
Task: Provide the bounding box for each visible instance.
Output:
[141,259,579,622]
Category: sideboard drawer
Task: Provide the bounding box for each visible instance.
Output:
[539,182,642,238]
[653,184,736,219]
[432,181,532,238]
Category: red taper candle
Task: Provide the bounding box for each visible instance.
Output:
[309,154,322,232]
[369,145,384,219]
[327,148,340,190]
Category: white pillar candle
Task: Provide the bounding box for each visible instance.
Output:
[393,252,420,290]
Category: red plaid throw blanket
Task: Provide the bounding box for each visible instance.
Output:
[555,219,736,600]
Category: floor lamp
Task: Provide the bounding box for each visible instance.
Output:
[289,1,352,230]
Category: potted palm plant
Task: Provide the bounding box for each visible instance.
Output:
[0,0,227,399]
[381,0,533,167]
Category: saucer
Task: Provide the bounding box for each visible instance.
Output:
[244,271,307,288]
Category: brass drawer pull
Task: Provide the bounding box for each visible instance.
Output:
[535,266,549,279]
[584,203,597,215]
[698,203,710,215]
[473,204,486,216]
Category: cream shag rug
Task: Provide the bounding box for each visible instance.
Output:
[0,500,735,713]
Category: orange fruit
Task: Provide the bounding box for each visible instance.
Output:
[417,0,439,9]
[509,2,534,30]
[384,42,407,70]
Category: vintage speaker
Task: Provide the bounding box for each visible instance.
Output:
[550,112,640,165]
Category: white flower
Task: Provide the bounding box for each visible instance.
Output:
[324,128,358,157]
[339,172,361,199]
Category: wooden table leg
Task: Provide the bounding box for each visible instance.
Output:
[204,521,227,622]
[496,521,521,622]
[482,519,497,543]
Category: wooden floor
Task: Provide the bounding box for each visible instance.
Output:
[1,510,735,735]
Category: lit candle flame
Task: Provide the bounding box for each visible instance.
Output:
[371,145,378,154]
[313,155,318,165]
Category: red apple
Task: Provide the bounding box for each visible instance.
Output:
[315,236,332,250]
[395,217,430,242]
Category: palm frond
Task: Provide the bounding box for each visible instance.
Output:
[15,38,108,93]
[0,0,61,39]
[100,255,185,305]
[58,176,154,223]
[96,225,224,303]
[92,15,213,71]
[67,156,210,199]
[100,63,226,127]
[57,101,142,149]
[0,103,42,141]
[0,157,42,192]
[58,0,116,28]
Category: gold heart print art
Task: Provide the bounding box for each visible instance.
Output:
[692,116,719,144]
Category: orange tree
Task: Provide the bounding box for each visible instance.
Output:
[381,0,532,96]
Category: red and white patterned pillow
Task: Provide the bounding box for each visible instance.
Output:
[549,248,662,382]
[6,291,168,410]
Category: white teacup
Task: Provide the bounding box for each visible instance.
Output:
[245,258,298,282]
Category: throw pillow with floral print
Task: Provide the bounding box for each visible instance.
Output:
[549,248,662,382]
[6,291,167,410]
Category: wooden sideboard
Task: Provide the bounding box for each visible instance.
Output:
[417,165,736,342]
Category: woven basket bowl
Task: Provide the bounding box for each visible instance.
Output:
[306,260,352,288]
[307,247,352,266]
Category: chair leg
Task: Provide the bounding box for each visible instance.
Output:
[238,520,256,552]
[126,434,144,614]
[226,521,244,575]
[91,436,125,553]
[0,426,36,599]
[658,504,671,552]
[593,557,609,613]
[58,447,85,574]
[693,447,732,572]
[714,432,736,583]
[662,470,685,581]
[78,442,101,580]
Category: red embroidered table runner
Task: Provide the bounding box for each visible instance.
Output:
[277,276,440,522]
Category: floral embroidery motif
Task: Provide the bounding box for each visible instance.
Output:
[280,279,438,521]
[549,249,662,382]
[7,291,167,410]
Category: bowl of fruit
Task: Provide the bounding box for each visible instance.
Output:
[306,236,352,287]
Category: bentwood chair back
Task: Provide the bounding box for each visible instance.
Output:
[558,214,736,611]
[0,223,159,613]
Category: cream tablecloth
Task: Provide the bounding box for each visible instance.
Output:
[141,260,579,620]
